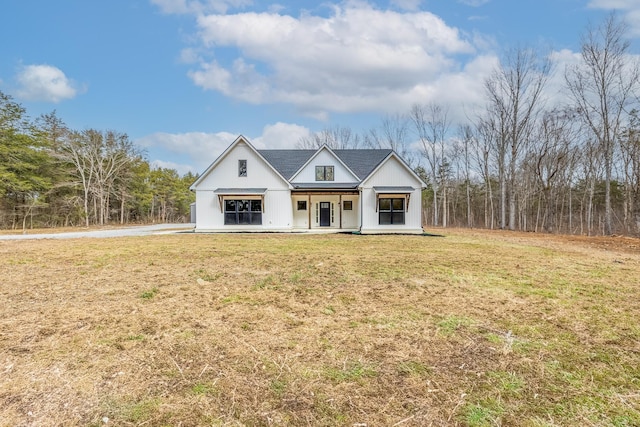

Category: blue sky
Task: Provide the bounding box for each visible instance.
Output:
[1,0,638,174]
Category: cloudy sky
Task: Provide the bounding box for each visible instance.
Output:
[1,0,639,174]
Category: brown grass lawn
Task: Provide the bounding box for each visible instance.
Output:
[0,230,639,426]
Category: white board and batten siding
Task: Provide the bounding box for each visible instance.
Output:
[360,155,424,234]
[291,195,310,229]
[340,195,359,229]
[193,140,292,231]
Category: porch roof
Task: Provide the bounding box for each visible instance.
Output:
[373,186,415,211]
[214,188,267,195]
[373,186,415,193]
[213,188,267,213]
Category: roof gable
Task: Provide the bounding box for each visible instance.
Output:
[190,135,291,190]
[289,145,360,183]
[360,152,428,188]
[257,147,393,182]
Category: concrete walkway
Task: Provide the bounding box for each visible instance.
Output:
[0,224,194,240]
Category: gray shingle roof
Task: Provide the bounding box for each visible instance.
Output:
[334,149,392,180]
[257,150,315,180]
[257,148,392,181]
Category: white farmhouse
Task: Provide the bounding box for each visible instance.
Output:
[190,135,426,233]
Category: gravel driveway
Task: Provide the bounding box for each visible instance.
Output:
[0,224,194,240]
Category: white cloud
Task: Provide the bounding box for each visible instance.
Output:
[626,9,640,36]
[545,49,583,107]
[136,123,311,173]
[252,122,312,149]
[137,131,237,172]
[587,0,640,36]
[458,0,490,6]
[390,0,422,11]
[150,159,196,176]
[427,53,498,119]
[151,0,252,14]
[587,0,640,9]
[15,64,81,103]
[178,47,202,64]
[185,2,479,118]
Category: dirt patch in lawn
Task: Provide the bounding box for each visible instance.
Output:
[1,230,639,426]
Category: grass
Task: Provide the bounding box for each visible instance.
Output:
[0,229,639,426]
[140,287,159,300]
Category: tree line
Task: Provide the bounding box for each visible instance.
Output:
[0,92,195,230]
[3,14,639,236]
[298,14,640,236]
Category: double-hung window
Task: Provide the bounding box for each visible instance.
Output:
[378,198,405,225]
[315,166,334,181]
[238,160,247,177]
[224,199,262,225]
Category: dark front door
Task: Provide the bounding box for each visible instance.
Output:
[319,202,331,226]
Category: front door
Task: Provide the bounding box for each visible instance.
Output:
[319,202,331,226]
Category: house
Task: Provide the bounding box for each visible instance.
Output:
[190,135,426,233]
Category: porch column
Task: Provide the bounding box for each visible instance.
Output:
[339,194,342,229]
[308,194,311,229]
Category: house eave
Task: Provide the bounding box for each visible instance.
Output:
[292,183,360,192]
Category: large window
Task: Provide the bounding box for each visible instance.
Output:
[379,198,405,225]
[315,165,334,181]
[224,199,262,225]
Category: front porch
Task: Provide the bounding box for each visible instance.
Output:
[291,188,360,231]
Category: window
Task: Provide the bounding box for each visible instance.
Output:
[238,159,247,177]
[224,199,262,225]
[315,165,334,181]
[379,198,405,225]
[343,200,353,211]
[297,200,307,210]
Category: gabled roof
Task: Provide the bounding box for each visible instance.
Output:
[361,151,428,189]
[190,135,292,190]
[191,135,421,189]
[257,147,392,181]
[257,149,315,180]
[289,145,360,182]
[333,149,392,180]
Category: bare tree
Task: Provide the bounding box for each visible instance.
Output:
[365,113,415,166]
[484,46,552,230]
[56,130,97,227]
[565,13,640,235]
[297,125,362,149]
[472,117,495,229]
[620,110,640,234]
[474,107,507,229]
[410,103,451,227]
[530,109,580,232]
[56,129,140,226]
[458,125,475,228]
[94,131,140,225]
